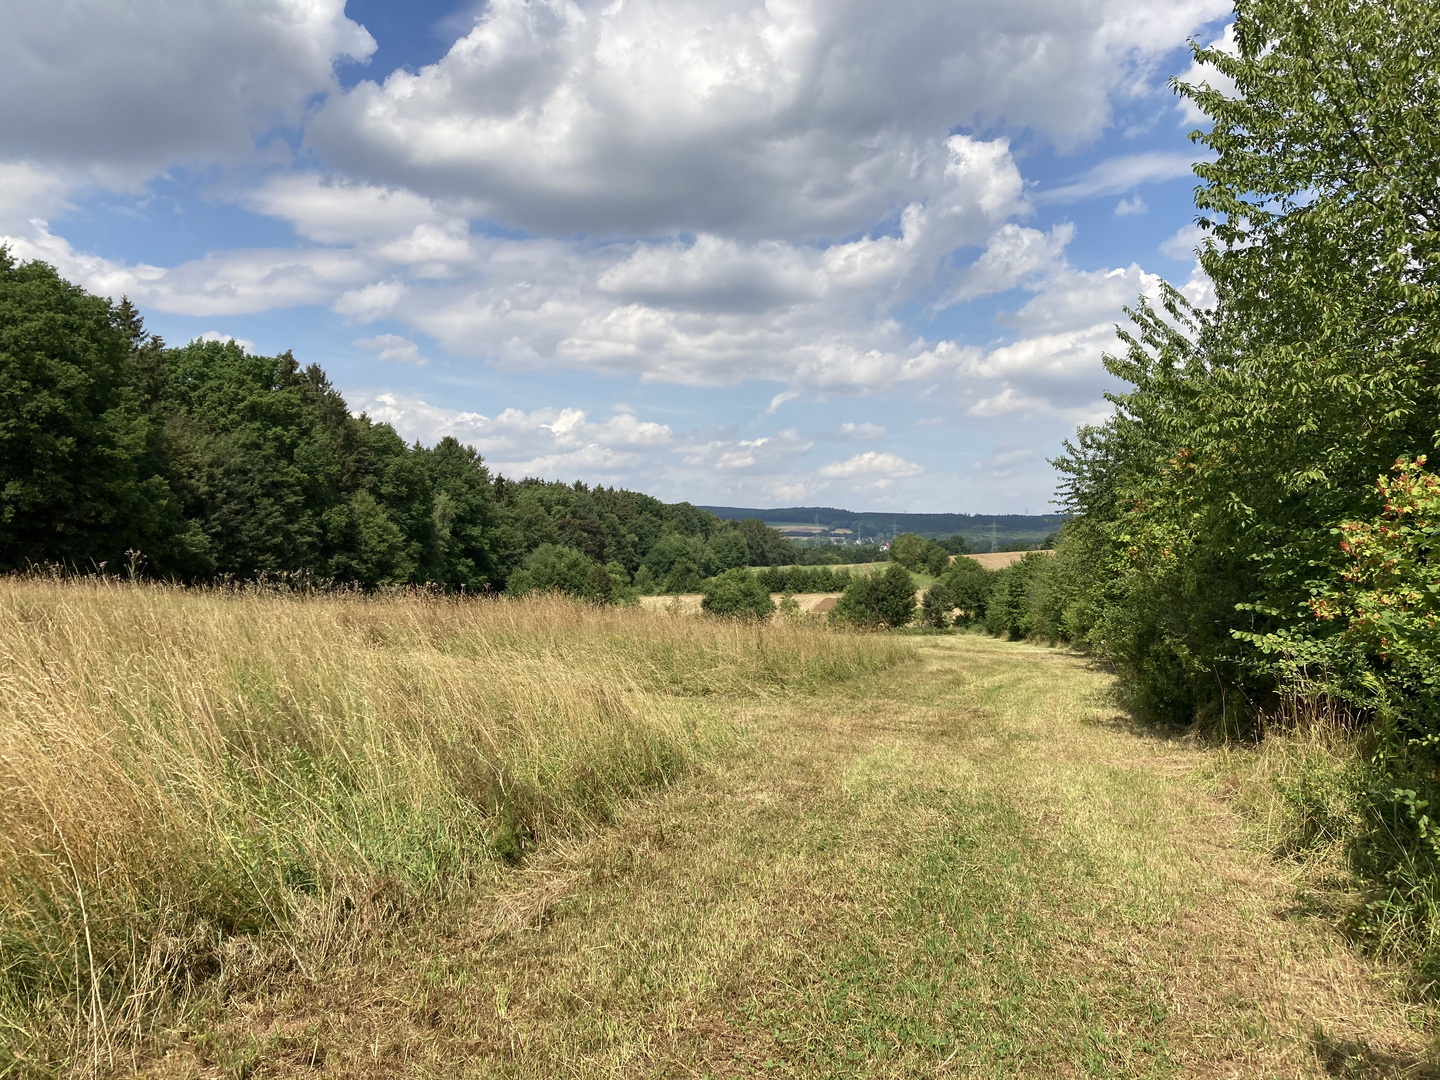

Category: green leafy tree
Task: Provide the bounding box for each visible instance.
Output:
[734,517,797,566]
[0,252,183,570]
[920,583,953,628]
[1053,0,1440,724]
[889,533,929,571]
[504,543,595,598]
[938,559,996,625]
[833,564,916,628]
[706,528,750,573]
[701,568,775,619]
[923,545,951,577]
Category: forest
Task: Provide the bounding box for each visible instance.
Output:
[0,261,872,598]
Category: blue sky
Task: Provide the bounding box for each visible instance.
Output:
[2,0,1229,512]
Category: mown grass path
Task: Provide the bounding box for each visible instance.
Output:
[161,636,1436,1078]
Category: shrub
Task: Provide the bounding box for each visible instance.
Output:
[937,559,996,625]
[755,565,853,593]
[832,562,916,628]
[504,543,595,598]
[920,583,953,628]
[700,568,775,619]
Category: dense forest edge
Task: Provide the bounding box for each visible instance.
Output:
[975,0,1440,993]
[0,254,973,598]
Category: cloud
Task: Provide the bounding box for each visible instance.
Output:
[817,449,924,490]
[974,447,1038,477]
[1114,195,1147,216]
[947,223,1073,304]
[243,174,446,244]
[1038,151,1206,204]
[819,451,923,480]
[309,0,1228,238]
[0,163,79,232]
[1,0,373,178]
[354,333,426,365]
[683,428,815,475]
[763,391,799,416]
[354,393,675,480]
[0,0,1229,460]
[968,387,1049,417]
[833,422,887,440]
[2,224,375,315]
[1160,222,1207,260]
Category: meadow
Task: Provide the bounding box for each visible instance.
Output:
[0,578,910,1075]
[3,577,1436,1078]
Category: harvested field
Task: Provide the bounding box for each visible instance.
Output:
[639,592,843,615]
[961,549,1055,569]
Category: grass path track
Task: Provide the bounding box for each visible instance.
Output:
[155,635,1437,1078]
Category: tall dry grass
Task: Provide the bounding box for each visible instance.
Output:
[0,578,912,1073]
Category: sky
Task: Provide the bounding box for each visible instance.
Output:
[1,0,1230,513]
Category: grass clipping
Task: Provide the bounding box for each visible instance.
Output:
[0,579,912,1069]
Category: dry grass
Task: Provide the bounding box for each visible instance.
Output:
[637,592,842,615]
[139,634,1439,1078]
[0,578,912,1076]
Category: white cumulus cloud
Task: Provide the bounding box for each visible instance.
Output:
[1,0,373,178]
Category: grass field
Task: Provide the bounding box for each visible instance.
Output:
[0,580,909,1076]
[4,586,1436,1077]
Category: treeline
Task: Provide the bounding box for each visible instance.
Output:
[988,0,1440,982]
[0,253,822,593]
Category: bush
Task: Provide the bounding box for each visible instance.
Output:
[755,565,853,593]
[701,568,775,619]
[937,559,996,625]
[832,563,916,628]
[504,543,595,598]
[919,583,953,628]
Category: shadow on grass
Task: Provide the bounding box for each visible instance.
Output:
[1313,1027,1440,1078]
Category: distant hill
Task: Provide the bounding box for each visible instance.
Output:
[697,506,1064,548]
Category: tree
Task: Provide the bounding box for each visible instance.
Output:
[707,528,750,573]
[1051,0,1440,725]
[889,533,929,571]
[920,583,953,628]
[938,559,996,625]
[923,545,951,577]
[701,568,774,619]
[735,516,797,566]
[832,564,916,628]
[0,252,179,570]
[504,543,595,598]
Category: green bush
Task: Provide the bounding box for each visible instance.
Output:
[504,543,595,598]
[919,584,953,628]
[700,568,775,619]
[755,565,853,593]
[937,559,996,625]
[832,563,916,628]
